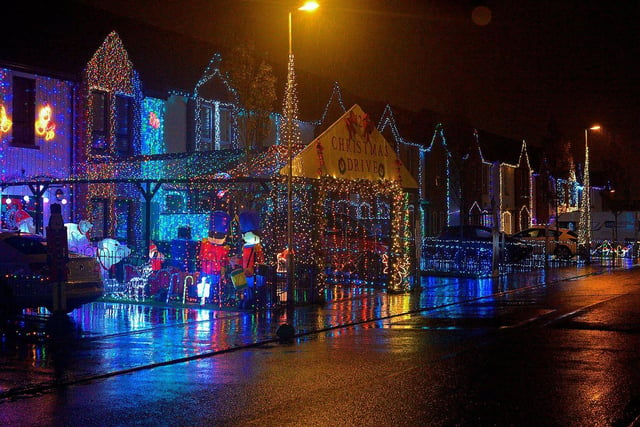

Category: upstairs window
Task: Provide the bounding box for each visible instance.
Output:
[115,94,133,156]
[200,104,213,149]
[198,103,234,151]
[114,199,133,243]
[90,198,109,241]
[11,76,36,148]
[219,106,233,148]
[91,90,108,152]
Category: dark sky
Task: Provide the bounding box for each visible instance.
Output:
[79,0,640,148]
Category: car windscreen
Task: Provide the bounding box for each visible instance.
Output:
[3,235,48,255]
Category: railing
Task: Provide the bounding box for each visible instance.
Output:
[421,238,544,277]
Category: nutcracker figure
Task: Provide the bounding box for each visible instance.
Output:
[196,211,231,305]
[238,210,264,309]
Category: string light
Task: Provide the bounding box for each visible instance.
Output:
[35,104,56,141]
[80,31,143,238]
[0,104,11,134]
[193,53,240,151]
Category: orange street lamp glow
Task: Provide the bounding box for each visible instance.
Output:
[590,125,601,131]
[299,1,319,12]
[286,0,319,309]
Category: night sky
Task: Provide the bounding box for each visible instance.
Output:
[77,0,639,150]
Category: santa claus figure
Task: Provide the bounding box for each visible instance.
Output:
[14,200,35,234]
[149,241,165,271]
[196,211,231,305]
[238,210,264,309]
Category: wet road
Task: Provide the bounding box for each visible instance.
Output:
[1,262,640,426]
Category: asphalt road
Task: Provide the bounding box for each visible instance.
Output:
[1,264,640,426]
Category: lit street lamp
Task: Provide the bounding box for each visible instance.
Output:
[286,1,319,309]
[579,124,600,263]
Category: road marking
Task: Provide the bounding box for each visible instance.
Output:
[541,294,625,327]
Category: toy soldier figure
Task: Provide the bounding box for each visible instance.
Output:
[197,211,231,305]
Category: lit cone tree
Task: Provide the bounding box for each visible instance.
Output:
[280,53,303,153]
[280,51,304,305]
[578,141,590,256]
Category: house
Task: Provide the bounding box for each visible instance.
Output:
[0,65,76,231]
[456,128,533,235]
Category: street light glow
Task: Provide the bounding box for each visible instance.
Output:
[286,0,319,310]
[590,125,601,131]
[299,1,319,12]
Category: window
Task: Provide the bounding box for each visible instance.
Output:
[114,200,132,242]
[11,76,36,147]
[219,106,233,147]
[115,95,133,156]
[91,90,108,152]
[200,104,212,141]
[197,104,215,151]
[91,198,109,241]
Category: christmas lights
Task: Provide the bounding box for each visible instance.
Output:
[193,53,240,151]
[35,104,56,141]
[0,104,11,134]
[578,141,590,248]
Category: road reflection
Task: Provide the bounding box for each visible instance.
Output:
[0,262,631,401]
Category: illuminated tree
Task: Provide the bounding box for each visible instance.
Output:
[280,52,303,149]
[221,43,277,150]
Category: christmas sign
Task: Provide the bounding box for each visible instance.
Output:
[280,104,417,188]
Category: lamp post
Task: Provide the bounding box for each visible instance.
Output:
[286,1,318,310]
[579,125,600,263]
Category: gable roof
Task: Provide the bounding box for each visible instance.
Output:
[2,2,224,98]
[474,128,524,166]
[282,104,418,188]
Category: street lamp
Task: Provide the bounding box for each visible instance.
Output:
[579,125,600,263]
[286,1,319,309]
[289,2,319,55]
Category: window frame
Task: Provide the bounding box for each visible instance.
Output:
[114,94,133,157]
[90,90,109,153]
[11,76,37,148]
[199,103,213,149]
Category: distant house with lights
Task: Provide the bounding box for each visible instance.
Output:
[454,128,533,235]
[377,106,452,237]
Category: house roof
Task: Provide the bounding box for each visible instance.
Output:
[475,128,524,166]
[3,2,226,99]
[4,1,540,176]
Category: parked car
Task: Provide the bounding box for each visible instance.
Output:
[432,225,533,262]
[510,225,578,259]
[0,231,104,316]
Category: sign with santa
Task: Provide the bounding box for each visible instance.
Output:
[280,104,417,188]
